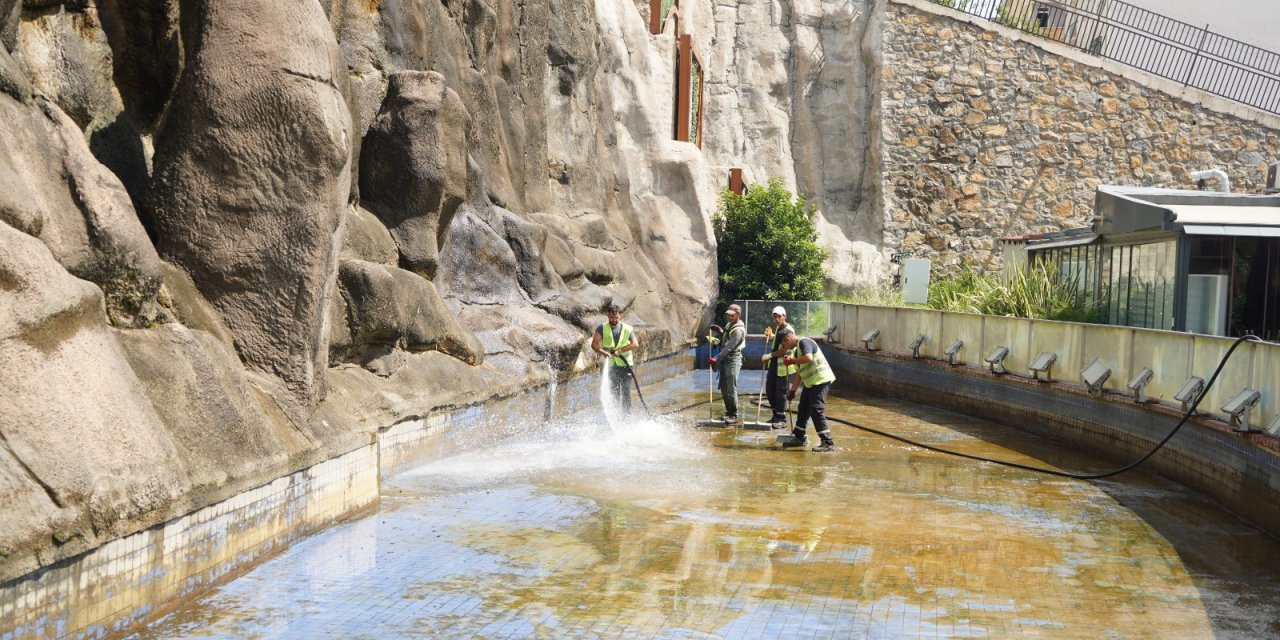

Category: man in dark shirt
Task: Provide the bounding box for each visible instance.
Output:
[782,336,837,452]
[709,304,747,423]
[760,306,797,426]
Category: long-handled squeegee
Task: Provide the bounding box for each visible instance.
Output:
[695,326,728,428]
[738,331,781,431]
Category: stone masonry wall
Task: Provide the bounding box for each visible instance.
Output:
[881,0,1280,274]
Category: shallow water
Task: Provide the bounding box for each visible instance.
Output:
[127,370,1280,639]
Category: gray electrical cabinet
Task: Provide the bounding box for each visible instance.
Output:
[902,258,931,304]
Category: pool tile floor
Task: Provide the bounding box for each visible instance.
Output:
[127,372,1280,639]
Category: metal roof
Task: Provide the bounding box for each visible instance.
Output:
[1164,204,1280,226]
[1026,232,1098,250]
[1094,185,1280,237]
[1182,225,1280,237]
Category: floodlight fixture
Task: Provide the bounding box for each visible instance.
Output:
[1266,414,1280,438]
[1127,367,1154,404]
[984,346,1010,375]
[1081,357,1111,397]
[1028,352,1057,382]
[944,339,964,365]
[1221,388,1262,431]
[861,329,881,352]
[909,334,927,359]
[1173,376,1205,414]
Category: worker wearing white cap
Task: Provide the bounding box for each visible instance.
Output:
[759,306,798,426]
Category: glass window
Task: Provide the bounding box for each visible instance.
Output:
[1099,245,1114,323]
[1230,238,1280,338]
[1036,6,1050,28]
[1190,237,1230,275]
[1100,241,1176,330]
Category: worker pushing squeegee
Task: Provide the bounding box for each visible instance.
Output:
[696,305,749,428]
[721,307,799,431]
[712,304,747,424]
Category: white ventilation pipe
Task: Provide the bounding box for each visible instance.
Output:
[1191,168,1231,193]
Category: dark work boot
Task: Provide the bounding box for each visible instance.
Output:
[811,441,834,452]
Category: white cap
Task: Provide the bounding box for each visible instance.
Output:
[772,306,786,316]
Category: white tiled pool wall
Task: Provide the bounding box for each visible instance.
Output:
[0,444,380,640]
[0,350,693,640]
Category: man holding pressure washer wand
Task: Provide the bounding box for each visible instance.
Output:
[591,303,640,414]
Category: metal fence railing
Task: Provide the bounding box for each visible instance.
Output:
[732,300,834,338]
[930,0,1280,116]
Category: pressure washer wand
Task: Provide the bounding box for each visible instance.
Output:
[620,359,650,413]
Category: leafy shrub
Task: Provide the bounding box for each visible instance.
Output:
[713,178,828,305]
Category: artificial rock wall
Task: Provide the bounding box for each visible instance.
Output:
[0,0,718,584]
[880,0,1280,273]
[702,0,889,292]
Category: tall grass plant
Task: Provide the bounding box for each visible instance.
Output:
[835,283,912,308]
[927,261,1100,322]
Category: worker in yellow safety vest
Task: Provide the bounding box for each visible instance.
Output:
[591,303,640,413]
[759,306,798,426]
[780,336,837,452]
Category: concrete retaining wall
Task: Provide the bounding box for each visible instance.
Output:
[834,303,1280,427]
[825,302,1280,536]
[881,0,1280,275]
[2,445,381,639]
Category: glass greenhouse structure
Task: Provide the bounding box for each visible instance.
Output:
[1003,186,1280,339]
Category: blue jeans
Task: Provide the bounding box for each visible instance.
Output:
[718,353,742,417]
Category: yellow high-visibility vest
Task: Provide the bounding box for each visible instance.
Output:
[600,322,635,367]
[770,323,797,376]
[724,321,746,354]
[794,338,836,388]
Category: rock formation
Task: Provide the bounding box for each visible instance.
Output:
[0,53,163,327]
[702,0,887,291]
[0,0,719,582]
[360,70,468,280]
[146,0,354,405]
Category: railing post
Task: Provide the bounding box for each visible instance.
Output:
[1183,24,1211,86]
[1086,0,1107,56]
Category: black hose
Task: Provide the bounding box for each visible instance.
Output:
[843,334,1260,479]
[618,359,651,413]
[719,334,1261,480]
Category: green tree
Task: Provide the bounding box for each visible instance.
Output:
[713,178,828,304]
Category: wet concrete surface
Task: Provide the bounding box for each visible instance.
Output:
[126,371,1280,639]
